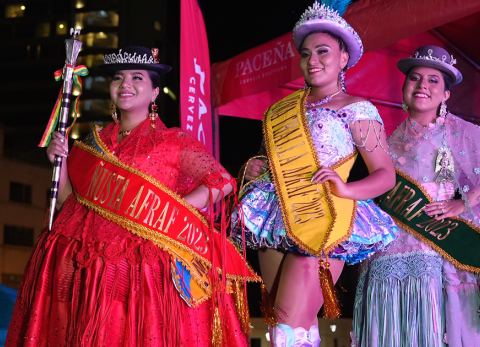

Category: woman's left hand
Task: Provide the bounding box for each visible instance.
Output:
[311,167,351,199]
[424,200,465,220]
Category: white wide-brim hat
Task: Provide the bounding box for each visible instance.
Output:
[292,2,363,68]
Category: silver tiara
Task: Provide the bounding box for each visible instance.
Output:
[294,2,348,32]
[292,1,363,65]
[104,49,155,65]
[413,49,457,66]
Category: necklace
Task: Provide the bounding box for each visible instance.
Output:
[404,115,455,185]
[306,89,342,109]
[118,129,131,137]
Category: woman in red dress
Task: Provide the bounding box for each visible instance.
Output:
[6,46,258,347]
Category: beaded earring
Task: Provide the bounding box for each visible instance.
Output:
[401,102,409,112]
[149,101,158,128]
[339,70,346,92]
[439,100,448,118]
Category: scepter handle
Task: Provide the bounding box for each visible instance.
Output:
[47,29,82,230]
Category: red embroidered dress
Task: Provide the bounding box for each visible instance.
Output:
[6,119,251,346]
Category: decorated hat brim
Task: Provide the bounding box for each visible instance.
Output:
[95,63,172,75]
[293,19,363,68]
[397,58,463,85]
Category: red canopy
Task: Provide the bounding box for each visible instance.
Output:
[212,0,480,135]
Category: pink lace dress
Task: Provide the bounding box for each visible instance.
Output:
[353,114,480,347]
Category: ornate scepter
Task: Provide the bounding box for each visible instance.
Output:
[39,28,87,230]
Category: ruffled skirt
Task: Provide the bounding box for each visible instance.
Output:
[230,175,397,264]
[351,233,480,347]
[6,219,247,347]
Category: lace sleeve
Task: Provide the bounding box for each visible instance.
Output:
[175,131,229,193]
[450,116,480,224]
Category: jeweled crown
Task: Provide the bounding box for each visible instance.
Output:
[412,48,457,66]
[104,48,159,65]
[292,1,363,67]
[293,1,352,33]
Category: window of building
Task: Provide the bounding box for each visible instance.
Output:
[4,225,35,247]
[80,32,118,49]
[5,4,26,18]
[75,11,119,28]
[75,0,85,9]
[9,182,32,204]
[36,22,51,38]
[56,21,68,35]
[78,54,105,69]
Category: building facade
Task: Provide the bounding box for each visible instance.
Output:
[0,128,51,288]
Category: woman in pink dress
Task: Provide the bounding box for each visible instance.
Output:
[6,46,259,347]
[352,45,480,347]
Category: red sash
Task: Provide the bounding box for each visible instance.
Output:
[68,139,259,307]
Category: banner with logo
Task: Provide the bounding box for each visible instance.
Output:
[212,33,300,113]
[180,0,214,154]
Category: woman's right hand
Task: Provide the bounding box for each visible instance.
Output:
[46,132,73,208]
[46,132,69,163]
[245,158,267,180]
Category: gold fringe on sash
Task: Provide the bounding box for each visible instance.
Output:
[260,282,278,327]
[318,258,341,319]
[212,305,223,347]
[232,281,251,334]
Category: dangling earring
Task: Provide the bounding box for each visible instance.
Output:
[111,103,119,123]
[149,101,158,128]
[339,70,346,92]
[402,101,409,112]
[439,100,448,118]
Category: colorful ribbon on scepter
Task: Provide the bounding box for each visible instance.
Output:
[38,65,88,147]
[40,28,84,231]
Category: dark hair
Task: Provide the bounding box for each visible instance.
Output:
[147,70,162,89]
[440,72,452,91]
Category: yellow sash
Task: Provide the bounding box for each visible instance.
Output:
[263,89,357,255]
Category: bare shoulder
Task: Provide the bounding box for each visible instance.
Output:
[328,94,368,112]
[340,94,366,105]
